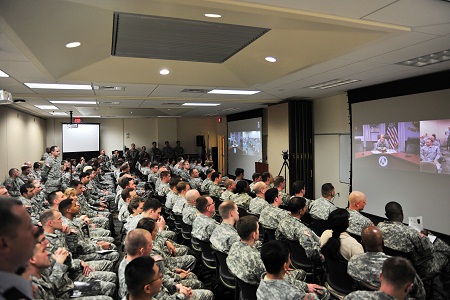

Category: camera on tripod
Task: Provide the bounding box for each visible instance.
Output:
[281,150,289,160]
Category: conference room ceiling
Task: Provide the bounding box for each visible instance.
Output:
[0,0,449,119]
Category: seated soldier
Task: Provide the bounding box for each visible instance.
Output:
[210,200,240,253]
[124,256,162,300]
[346,191,373,237]
[182,189,201,226]
[273,176,290,205]
[248,182,269,215]
[230,180,252,210]
[309,183,337,221]
[259,188,289,230]
[220,179,235,201]
[191,196,218,241]
[208,172,223,198]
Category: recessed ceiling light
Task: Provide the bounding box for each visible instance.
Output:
[208,89,260,95]
[306,78,360,90]
[76,116,101,118]
[265,56,277,63]
[160,69,170,75]
[50,100,97,105]
[34,105,58,110]
[49,112,68,116]
[396,49,450,67]
[0,69,9,77]
[204,13,221,18]
[157,115,182,118]
[25,83,92,90]
[182,103,221,107]
[66,42,81,48]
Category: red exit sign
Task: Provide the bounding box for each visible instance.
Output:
[73,118,82,123]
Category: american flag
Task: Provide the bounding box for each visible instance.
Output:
[387,123,399,149]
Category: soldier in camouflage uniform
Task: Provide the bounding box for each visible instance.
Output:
[273,176,290,205]
[31,161,42,181]
[248,182,269,215]
[179,160,191,182]
[378,201,450,288]
[348,226,425,299]
[220,179,235,201]
[257,241,329,300]
[19,165,33,184]
[208,172,223,198]
[227,216,310,291]
[249,172,262,192]
[259,188,289,230]
[189,168,203,191]
[346,191,373,236]
[346,257,416,300]
[210,200,240,253]
[157,170,171,197]
[308,183,337,220]
[165,178,180,210]
[420,138,442,173]
[182,189,201,226]
[3,168,24,197]
[230,180,252,210]
[41,145,63,194]
[276,197,322,264]
[191,196,218,241]
[172,181,190,216]
[18,182,37,221]
[200,168,214,193]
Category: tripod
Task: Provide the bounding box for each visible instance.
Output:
[278,158,289,192]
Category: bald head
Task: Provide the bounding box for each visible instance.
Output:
[361,225,383,252]
[186,189,200,203]
[348,191,366,211]
[253,182,266,195]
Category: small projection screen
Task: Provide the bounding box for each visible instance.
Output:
[62,123,100,153]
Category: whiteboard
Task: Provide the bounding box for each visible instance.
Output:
[339,134,351,184]
[62,123,100,153]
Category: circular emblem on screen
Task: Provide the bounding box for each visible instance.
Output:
[379,156,388,167]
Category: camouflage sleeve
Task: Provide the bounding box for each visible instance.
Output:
[48,262,74,292]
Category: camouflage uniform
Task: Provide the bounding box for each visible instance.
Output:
[308,197,336,220]
[345,290,396,300]
[18,195,39,223]
[124,214,143,233]
[257,275,327,300]
[172,196,187,215]
[279,190,290,206]
[208,183,222,198]
[189,177,203,191]
[41,155,62,194]
[348,252,425,300]
[3,176,24,197]
[227,241,307,289]
[248,196,269,215]
[220,189,234,201]
[165,190,178,210]
[259,205,289,229]
[210,222,239,253]
[378,220,450,285]
[158,182,170,197]
[182,204,199,226]
[148,172,159,185]
[31,168,42,181]
[230,193,252,210]
[179,169,190,182]
[200,178,212,193]
[420,144,442,172]
[346,209,373,236]
[191,214,218,241]
[276,215,321,263]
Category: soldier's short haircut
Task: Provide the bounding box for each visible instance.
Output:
[321,183,334,197]
[211,172,221,182]
[252,172,261,181]
[195,196,210,213]
[273,176,285,188]
[119,177,134,189]
[385,201,403,220]
[235,180,249,194]
[121,188,135,201]
[47,190,62,206]
[189,168,197,175]
[261,172,271,182]
[142,198,162,213]
[21,165,30,172]
[264,188,279,204]
[291,181,305,195]
[381,257,416,290]
[219,200,236,219]
[169,177,180,189]
[125,229,151,256]
[79,172,89,181]
[236,215,259,240]
[0,197,24,238]
[176,181,188,193]
[150,163,158,169]
[288,197,306,213]
[253,182,265,194]
[70,180,82,189]
[40,209,56,225]
[223,179,234,189]
[159,171,170,179]
[261,240,290,274]
[235,168,244,177]
[205,168,214,176]
[120,163,129,172]
[20,182,34,195]
[58,198,73,215]
[128,197,146,214]
[136,217,156,233]
[33,162,41,169]
[8,168,18,176]
[125,256,156,297]
[50,145,58,152]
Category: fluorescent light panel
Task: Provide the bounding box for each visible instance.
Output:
[182,103,220,106]
[0,69,9,77]
[396,49,450,67]
[34,105,58,110]
[208,89,260,95]
[307,79,360,90]
[50,100,96,105]
[25,83,93,90]
[157,115,182,118]
[49,112,68,116]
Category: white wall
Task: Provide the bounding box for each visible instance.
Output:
[313,94,350,208]
[0,106,46,182]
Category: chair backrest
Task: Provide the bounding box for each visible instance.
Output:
[312,218,330,236]
[235,277,258,300]
[263,226,276,242]
[383,246,411,259]
[198,239,216,260]
[237,206,248,218]
[215,250,236,279]
[211,196,221,212]
[287,239,313,271]
[347,232,362,244]
[157,195,166,205]
[325,257,355,295]
[173,213,183,225]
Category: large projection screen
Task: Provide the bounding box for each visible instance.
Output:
[62,123,100,153]
[228,117,263,180]
[351,89,450,234]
